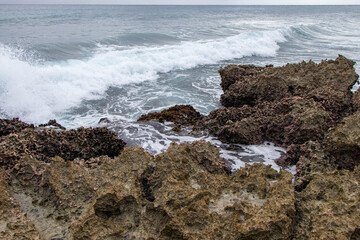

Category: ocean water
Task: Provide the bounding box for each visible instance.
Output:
[1,5,359,172]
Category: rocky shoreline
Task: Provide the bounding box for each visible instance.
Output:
[1,55,359,239]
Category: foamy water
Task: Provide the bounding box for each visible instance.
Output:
[1,5,359,173]
[0,29,287,123]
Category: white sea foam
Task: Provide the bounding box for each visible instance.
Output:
[105,120,290,173]
[0,29,287,124]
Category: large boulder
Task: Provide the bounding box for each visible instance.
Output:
[220,56,357,118]
[201,56,358,148]
[200,96,334,146]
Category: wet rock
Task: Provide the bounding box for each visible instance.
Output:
[219,64,265,92]
[0,118,34,137]
[276,143,312,167]
[0,124,126,170]
[294,166,360,240]
[138,105,203,131]
[200,56,359,163]
[38,119,66,130]
[220,56,357,113]
[98,117,111,124]
[200,96,334,147]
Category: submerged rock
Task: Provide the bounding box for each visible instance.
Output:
[138,105,203,131]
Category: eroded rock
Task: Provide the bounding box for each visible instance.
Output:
[0,118,34,137]
[294,166,360,240]
[326,110,360,170]
[0,169,40,240]
[199,56,359,172]
[138,105,203,131]
[0,124,126,170]
[0,130,295,240]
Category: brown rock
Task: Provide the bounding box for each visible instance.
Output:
[138,105,203,131]
[38,119,66,130]
[294,166,360,240]
[1,135,295,240]
[199,56,358,169]
[0,125,126,170]
[149,142,295,240]
[218,64,265,92]
[0,118,34,137]
[0,169,40,240]
[326,110,360,170]
[200,96,334,147]
[220,56,357,114]
[353,89,360,111]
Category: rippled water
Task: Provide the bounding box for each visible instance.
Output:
[1,5,359,172]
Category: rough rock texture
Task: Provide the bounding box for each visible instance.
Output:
[38,119,66,130]
[149,143,295,240]
[353,89,360,111]
[0,126,126,170]
[1,56,360,239]
[219,64,265,92]
[326,110,360,170]
[0,118,34,137]
[1,125,295,240]
[70,143,295,240]
[220,56,357,115]
[138,105,203,131]
[294,166,360,240]
[199,56,358,150]
[0,169,40,240]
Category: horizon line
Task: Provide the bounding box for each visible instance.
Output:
[0,3,359,6]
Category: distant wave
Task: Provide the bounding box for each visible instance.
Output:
[0,29,288,124]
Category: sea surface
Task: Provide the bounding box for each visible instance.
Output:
[1,5,359,172]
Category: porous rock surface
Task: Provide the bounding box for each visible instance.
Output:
[1,120,295,239]
[1,56,360,239]
[198,55,360,239]
[0,118,34,137]
[0,123,126,170]
[0,169,40,240]
[138,105,203,132]
[294,166,360,240]
[199,55,358,149]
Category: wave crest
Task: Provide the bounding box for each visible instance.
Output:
[0,29,288,124]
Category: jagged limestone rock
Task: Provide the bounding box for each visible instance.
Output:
[294,166,360,240]
[0,169,40,240]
